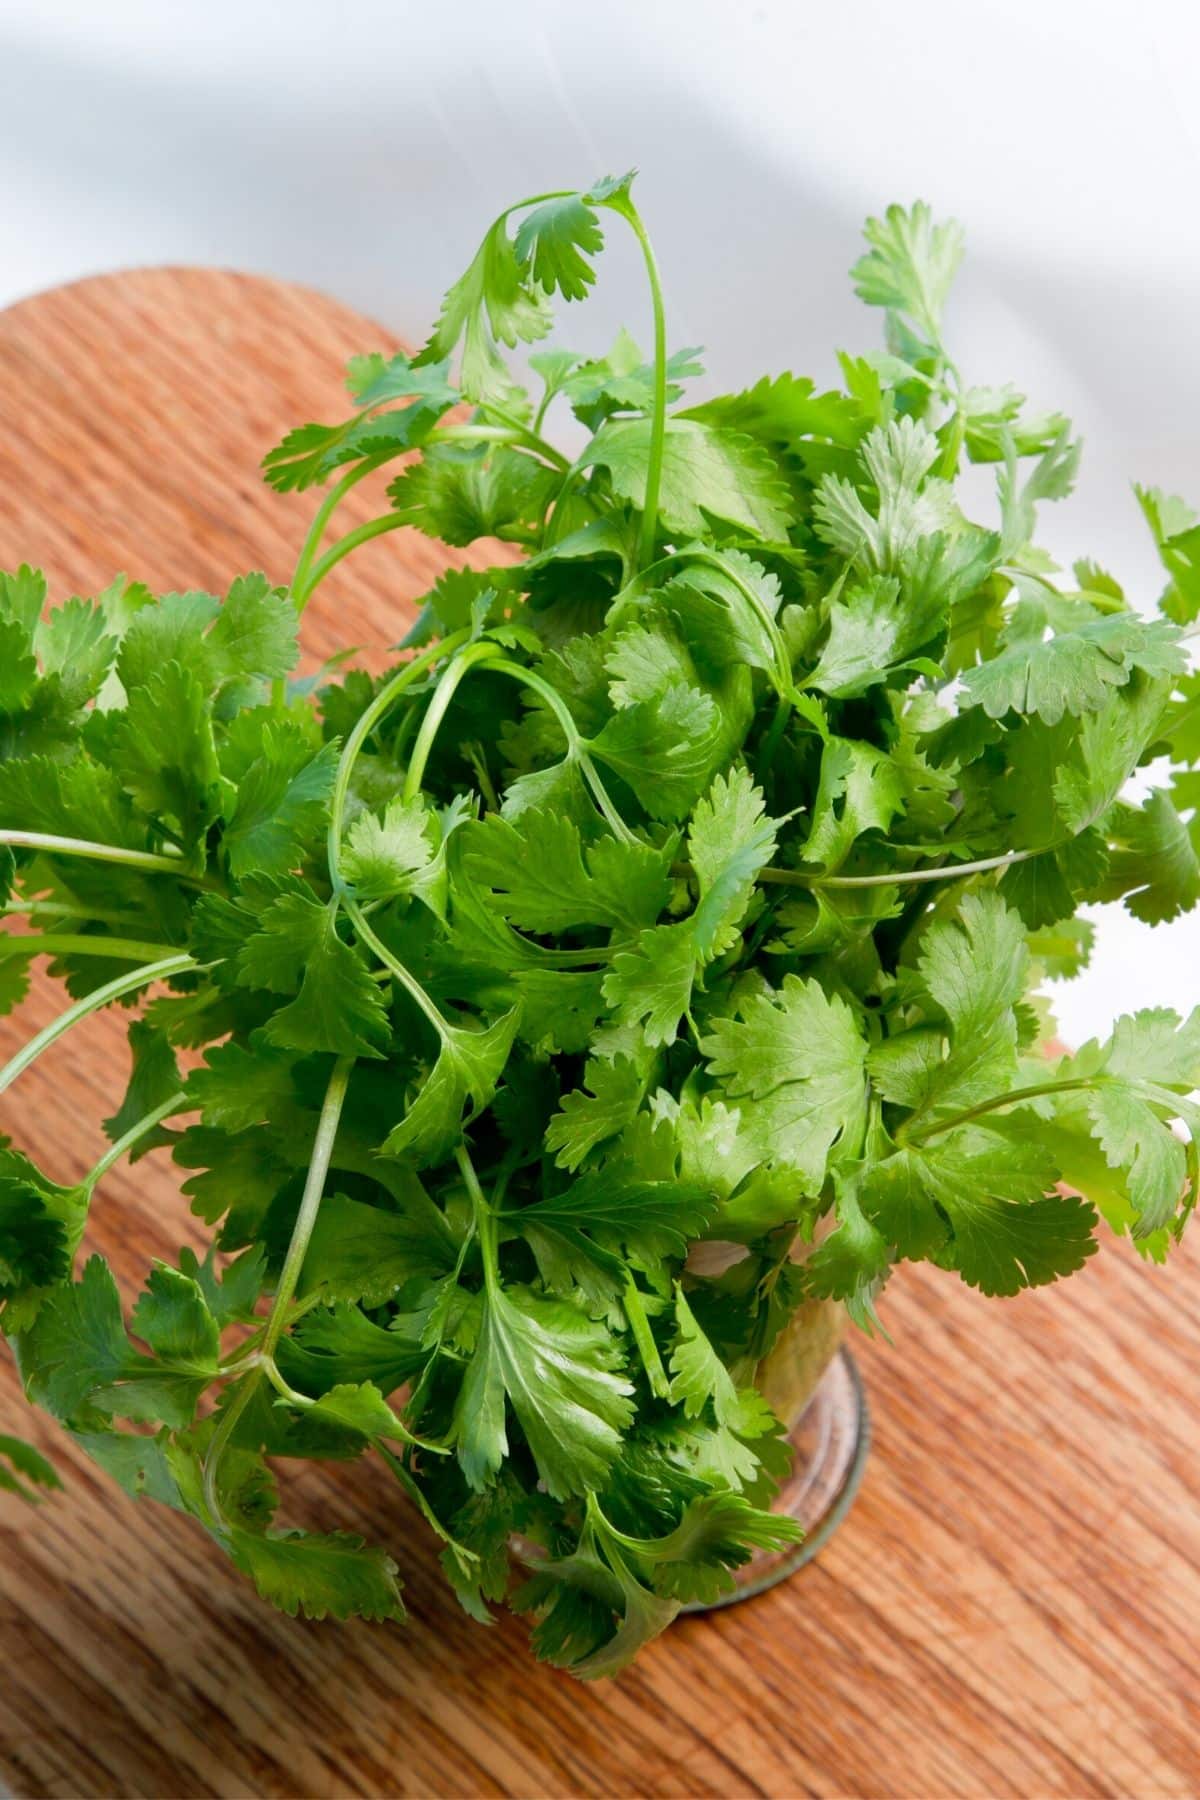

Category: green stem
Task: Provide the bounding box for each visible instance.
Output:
[0,831,212,887]
[899,1076,1095,1147]
[757,847,1041,891]
[342,894,449,1042]
[0,933,183,965]
[485,659,635,844]
[0,953,195,1095]
[604,197,668,572]
[326,631,471,887]
[297,514,412,605]
[86,1089,188,1187]
[2,899,142,928]
[402,641,502,801]
[290,455,392,605]
[201,1372,262,1528]
[262,1056,354,1359]
[454,1143,498,1287]
[431,420,570,472]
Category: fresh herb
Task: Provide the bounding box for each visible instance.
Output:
[2,178,1197,1676]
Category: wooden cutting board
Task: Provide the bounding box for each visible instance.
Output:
[1,269,1197,1800]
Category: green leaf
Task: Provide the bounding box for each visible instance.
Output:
[863,1129,1096,1296]
[806,573,944,698]
[513,193,605,302]
[454,1285,634,1499]
[129,1263,220,1368]
[851,201,965,348]
[870,892,1026,1120]
[589,682,726,821]
[813,418,956,571]
[21,1256,214,1428]
[417,211,554,401]
[237,891,391,1059]
[701,976,868,1190]
[463,810,672,935]
[229,1527,406,1622]
[103,1019,180,1154]
[300,1193,457,1306]
[667,1288,774,1435]
[0,1432,62,1503]
[603,768,780,1045]
[277,1302,425,1396]
[263,367,456,491]
[343,796,447,917]
[1135,485,1200,623]
[113,660,220,843]
[799,737,904,871]
[223,729,337,880]
[1101,792,1200,924]
[585,418,794,541]
[381,1010,521,1168]
[387,448,556,546]
[545,1056,647,1172]
[960,613,1183,724]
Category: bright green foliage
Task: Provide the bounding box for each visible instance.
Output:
[2,181,1198,1678]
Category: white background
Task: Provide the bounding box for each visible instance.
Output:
[3,0,1198,1043]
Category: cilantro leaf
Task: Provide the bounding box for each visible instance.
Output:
[455,1285,634,1499]
[585,418,794,541]
[229,1527,406,1622]
[237,891,391,1058]
[701,977,868,1190]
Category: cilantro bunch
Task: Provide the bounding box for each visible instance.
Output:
[2,176,1199,1677]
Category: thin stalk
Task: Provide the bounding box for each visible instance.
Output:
[0,933,183,965]
[455,1143,498,1286]
[2,899,142,928]
[0,953,195,1095]
[402,641,502,801]
[609,199,668,572]
[262,1056,354,1359]
[326,630,471,885]
[342,894,449,1042]
[201,1372,262,1527]
[898,1076,1095,1147]
[296,514,412,605]
[485,658,635,844]
[0,831,212,887]
[85,1089,188,1187]
[430,420,570,472]
[290,454,393,605]
[756,847,1041,891]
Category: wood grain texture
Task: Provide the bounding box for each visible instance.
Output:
[1,268,1198,1800]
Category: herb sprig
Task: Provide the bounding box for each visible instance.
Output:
[2,178,1198,1675]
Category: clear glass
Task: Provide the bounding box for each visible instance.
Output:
[680,1346,870,1612]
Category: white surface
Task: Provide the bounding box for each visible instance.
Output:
[2,0,1198,1043]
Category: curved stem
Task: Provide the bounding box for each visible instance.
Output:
[0,953,195,1096]
[0,831,213,887]
[608,200,668,572]
[87,1089,189,1187]
[0,933,183,965]
[326,631,471,887]
[759,848,1042,891]
[262,1056,354,1358]
[403,641,502,801]
[485,659,635,844]
[900,1076,1096,1147]
[2,899,143,928]
[202,1371,262,1528]
[296,514,412,605]
[431,420,570,472]
[290,454,392,605]
[342,894,448,1041]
